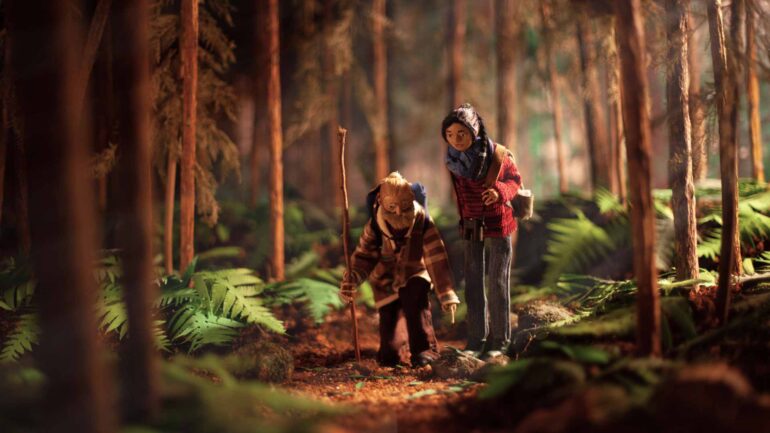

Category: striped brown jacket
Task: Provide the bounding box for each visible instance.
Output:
[347,202,459,309]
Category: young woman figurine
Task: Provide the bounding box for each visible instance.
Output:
[442,103,522,359]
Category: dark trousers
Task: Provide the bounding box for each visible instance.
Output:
[464,235,513,351]
[377,277,439,366]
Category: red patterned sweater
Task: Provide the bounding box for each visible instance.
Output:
[451,144,522,238]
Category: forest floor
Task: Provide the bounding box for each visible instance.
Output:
[263,308,485,433]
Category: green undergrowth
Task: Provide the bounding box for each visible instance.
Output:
[0,354,343,433]
[541,181,770,286]
[0,251,352,362]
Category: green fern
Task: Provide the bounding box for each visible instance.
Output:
[163,268,284,351]
[543,212,615,286]
[0,314,39,363]
[697,229,722,260]
[595,188,626,215]
[169,308,245,352]
[0,258,34,311]
[264,277,344,324]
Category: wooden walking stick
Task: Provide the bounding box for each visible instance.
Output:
[338,127,361,362]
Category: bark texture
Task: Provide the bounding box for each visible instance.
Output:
[74,0,112,116]
[8,1,116,431]
[745,2,763,182]
[577,11,614,194]
[112,0,159,421]
[608,26,627,204]
[267,0,285,281]
[613,0,661,357]
[447,0,466,107]
[323,0,341,208]
[250,1,268,207]
[540,1,566,193]
[707,0,742,324]
[666,0,699,286]
[164,155,176,274]
[373,0,390,182]
[497,0,519,154]
[688,11,707,181]
[179,0,198,272]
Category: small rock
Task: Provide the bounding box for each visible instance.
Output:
[516,300,575,330]
[431,347,486,380]
[227,341,294,382]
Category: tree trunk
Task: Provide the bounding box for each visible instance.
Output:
[12,133,30,254]
[0,35,8,227]
[94,21,113,212]
[708,0,742,325]
[7,1,116,431]
[250,3,267,208]
[746,1,763,182]
[540,1,566,194]
[666,0,699,286]
[608,29,627,204]
[577,11,614,194]
[497,0,519,154]
[266,0,285,281]
[323,0,341,209]
[179,0,198,272]
[74,0,112,117]
[447,0,465,107]
[373,0,389,182]
[112,0,158,421]
[613,0,661,357]
[688,11,707,181]
[164,154,176,275]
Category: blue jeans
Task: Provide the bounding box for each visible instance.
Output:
[464,235,512,351]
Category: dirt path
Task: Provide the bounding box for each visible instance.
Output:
[279,308,483,433]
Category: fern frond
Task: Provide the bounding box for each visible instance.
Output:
[96,282,129,338]
[0,314,39,363]
[264,278,344,324]
[543,213,615,286]
[154,320,171,352]
[197,269,284,334]
[594,188,626,215]
[179,312,244,353]
[0,258,35,311]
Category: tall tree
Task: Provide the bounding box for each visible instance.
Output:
[708,0,742,324]
[179,0,198,272]
[93,21,114,212]
[250,2,268,208]
[666,0,699,286]
[7,0,117,431]
[113,0,159,421]
[497,0,519,154]
[372,0,389,181]
[540,1,566,194]
[0,29,9,227]
[688,10,707,181]
[74,0,112,117]
[447,0,465,107]
[607,27,627,204]
[266,0,285,281]
[745,0,764,182]
[613,0,661,357]
[323,0,342,208]
[576,9,615,194]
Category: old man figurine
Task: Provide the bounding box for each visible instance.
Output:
[339,172,460,367]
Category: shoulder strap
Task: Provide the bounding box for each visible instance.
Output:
[483,143,513,188]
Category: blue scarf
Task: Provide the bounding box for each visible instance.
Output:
[445,137,494,180]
